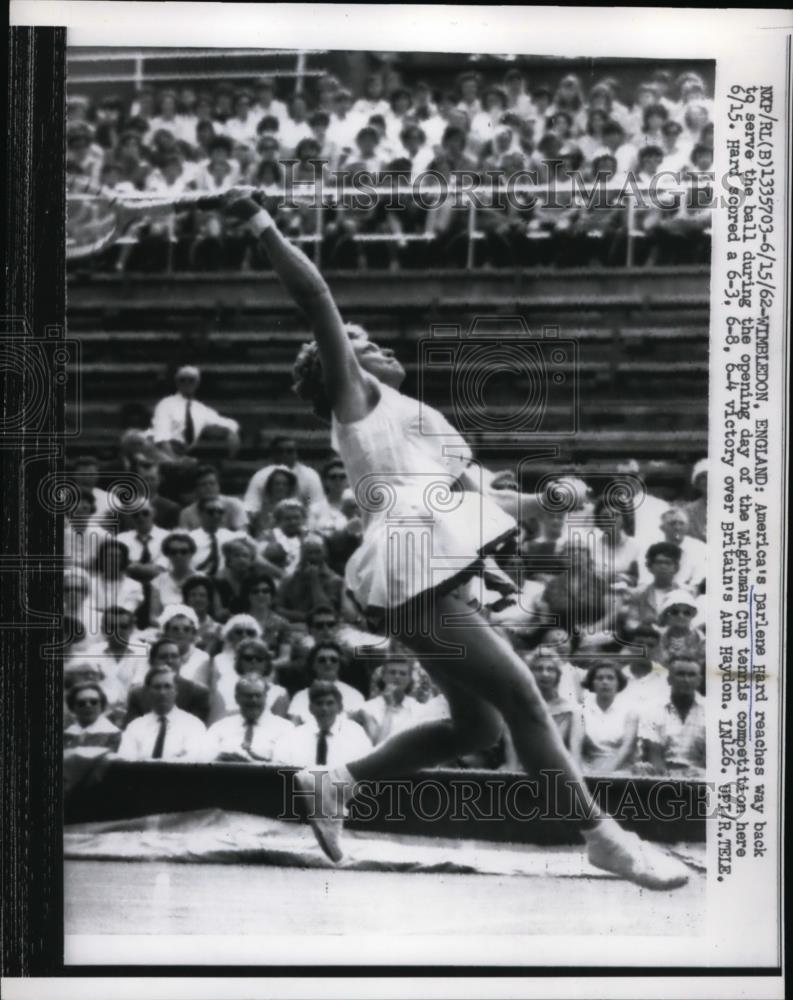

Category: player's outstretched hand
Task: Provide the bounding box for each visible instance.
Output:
[221,187,263,222]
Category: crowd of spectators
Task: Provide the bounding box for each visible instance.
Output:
[67,61,714,270]
[63,363,708,780]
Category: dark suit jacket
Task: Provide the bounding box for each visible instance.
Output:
[126,675,210,724]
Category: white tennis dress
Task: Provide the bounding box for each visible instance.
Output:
[331,380,517,618]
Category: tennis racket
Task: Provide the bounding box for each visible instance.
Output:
[65,178,260,260]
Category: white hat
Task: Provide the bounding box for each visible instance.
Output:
[659,589,697,618]
[158,604,200,630]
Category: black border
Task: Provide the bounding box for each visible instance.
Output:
[1,21,788,985]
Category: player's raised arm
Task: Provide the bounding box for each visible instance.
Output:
[220,191,370,422]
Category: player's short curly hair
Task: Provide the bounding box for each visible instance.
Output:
[292,323,369,421]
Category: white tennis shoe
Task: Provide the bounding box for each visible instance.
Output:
[587,826,690,890]
[294,768,345,863]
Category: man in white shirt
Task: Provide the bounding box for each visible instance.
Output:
[275,681,371,767]
[118,502,170,626]
[636,658,705,776]
[150,365,240,459]
[189,497,248,578]
[117,666,210,761]
[288,641,365,724]
[244,435,324,516]
[358,659,425,745]
[250,76,288,128]
[208,675,294,762]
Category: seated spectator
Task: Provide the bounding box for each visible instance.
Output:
[82,605,148,718]
[597,491,641,579]
[548,73,587,135]
[119,666,210,761]
[158,604,211,687]
[118,461,181,532]
[190,496,248,577]
[63,569,92,647]
[223,89,258,146]
[280,93,314,153]
[178,463,248,531]
[287,642,366,724]
[456,70,482,119]
[681,458,708,543]
[636,658,705,776]
[251,75,288,127]
[244,436,325,517]
[181,573,224,654]
[145,88,194,147]
[503,67,536,122]
[656,590,705,668]
[397,122,433,178]
[307,458,350,536]
[657,507,706,592]
[257,498,307,577]
[580,659,638,774]
[150,531,197,623]
[150,365,240,460]
[617,624,670,714]
[208,613,262,697]
[63,683,122,753]
[125,638,210,724]
[193,135,241,191]
[526,651,583,758]
[625,541,683,629]
[352,73,390,121]
[208,675,294,762]
[88,538,144,624]
[275,680,371,767]
[532,628,583,704]
[208,636,289,724]
[598,119,637,176]
[659,119,691,174]
[239,572,292,672]
[357,657,425,745]
[118,501,171,628]
[248,466,299,537]
[64,490,110,570]
[276,533,344,623]
[70,455,113,527]
[327,88,361,155]
[214,536,259,614]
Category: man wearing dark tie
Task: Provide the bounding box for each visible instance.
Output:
[125,638,211,723]
[118,504,170,628]
[274,681,371,767]
[118,666,210,761]
[207,675,293,762]
[150,365,240,461]
[189,497,246,579]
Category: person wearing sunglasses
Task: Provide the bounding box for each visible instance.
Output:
[209,637,288,723]
[63,682,122,753]
[189,497,249,579]
[656,590,705,669]
[149,532,198,624]
[240,572,292,674]
[287,641,365,725]
[158,604,211,688]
